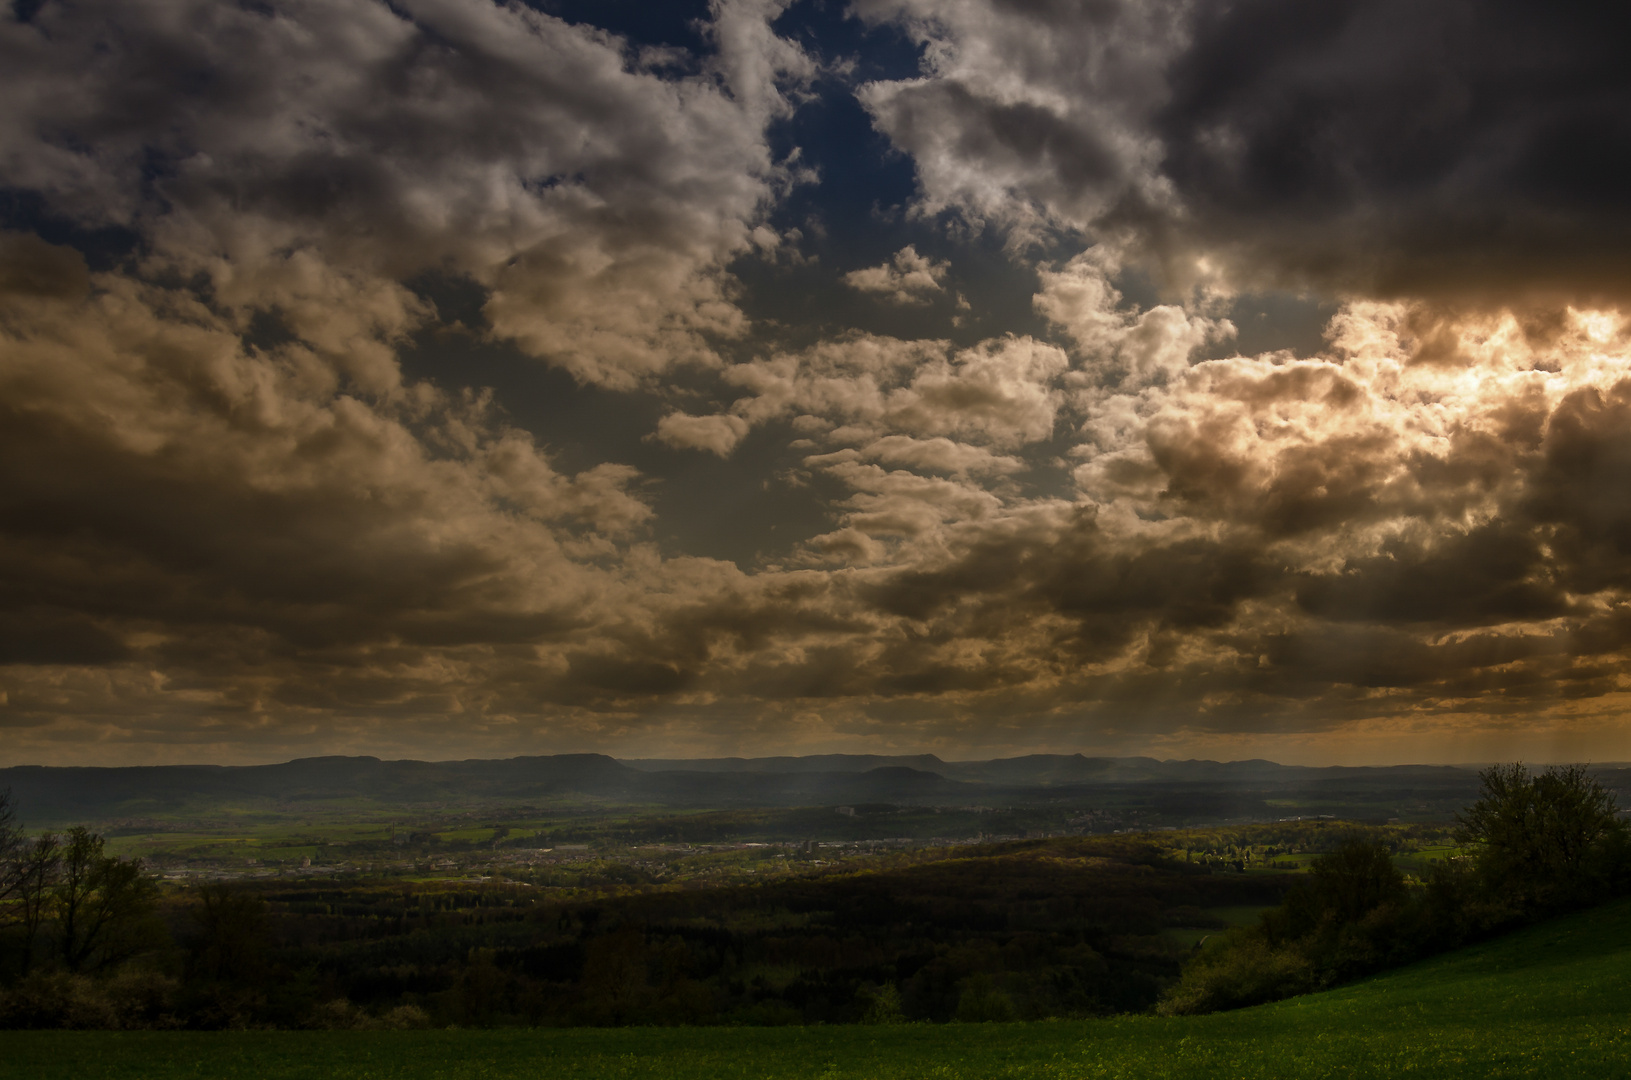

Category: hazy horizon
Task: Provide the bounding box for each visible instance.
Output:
[0,746,1611,772]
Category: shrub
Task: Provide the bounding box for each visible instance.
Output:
[0,969,179,1029]
[858,982,905,1024]
[955,974,1019,1023]
[1157,934,1315,1016]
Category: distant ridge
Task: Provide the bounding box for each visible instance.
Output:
[0,751,1560,826]
[622,754,949,774]
[623,752,1478,787]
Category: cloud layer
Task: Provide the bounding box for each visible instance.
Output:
[1,0,810,386]
[2,0,1630,765]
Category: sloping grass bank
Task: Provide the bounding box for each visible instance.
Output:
[6,897,1631,1080]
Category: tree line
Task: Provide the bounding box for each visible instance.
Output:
[1160,764,1631,1014]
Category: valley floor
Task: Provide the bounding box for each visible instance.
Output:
[5,897,1630,1079]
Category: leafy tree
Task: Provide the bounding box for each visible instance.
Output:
[1457,763,1626,913]
[188,883,270,985]
[580,929,652,1025]
[1194,838,1416,1003]
[55,827,165,974]
[1268,838,1405,943]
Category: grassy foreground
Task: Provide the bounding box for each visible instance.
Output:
[5,899,1631,1080]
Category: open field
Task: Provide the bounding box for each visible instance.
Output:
[5,892,1628,1079]
[82,805,1453,886]
[1162,903,1269,948]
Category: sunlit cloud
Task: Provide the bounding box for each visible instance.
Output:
[843,246,950,305]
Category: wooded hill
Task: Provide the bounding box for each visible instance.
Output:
[0,753,1522,825]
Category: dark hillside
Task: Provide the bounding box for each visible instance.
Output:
[7,898,1631,1077]
[0,832,1296,1029]
[174,836,1294,1027]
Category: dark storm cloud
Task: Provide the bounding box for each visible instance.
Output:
[0,289,605,652]
[859,0,1631,300]
[861,511,1279,647]
[1154,0,1631,299]
[1294,525,1567,627]
[1525,380,1631,593]
[0,611,129,666]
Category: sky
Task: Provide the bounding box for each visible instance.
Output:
[3,0,1631,767]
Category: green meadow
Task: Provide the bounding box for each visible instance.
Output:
[6,895,1628,1079]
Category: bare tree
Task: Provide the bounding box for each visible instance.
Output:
[1,789,63,975]
[56,827,163,974]
[11,834,61,974]
[190,882,270,984]
[0,788,21,904]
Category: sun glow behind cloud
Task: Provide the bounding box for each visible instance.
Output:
[2,0,1630,765]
